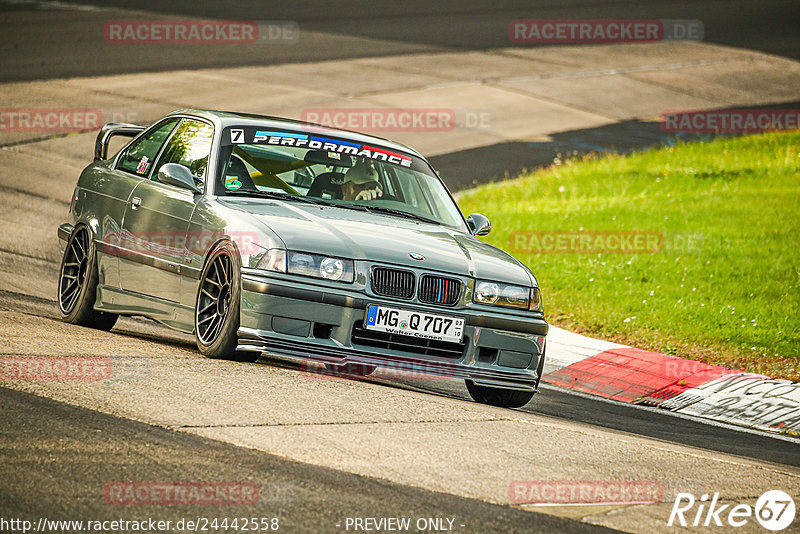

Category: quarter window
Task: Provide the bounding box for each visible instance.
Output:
[116,119,179,176]
[153,119,214,183]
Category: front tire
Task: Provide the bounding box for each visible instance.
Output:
[58,226,118,331]
[195,241,258,362]
[465,380,535,408]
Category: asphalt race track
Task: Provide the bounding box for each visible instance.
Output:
[0,1,799,533]
[1,0,798,81]
[2,386,617,533]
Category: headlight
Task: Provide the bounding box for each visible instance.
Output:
[319,257,347,281]
[255,249,355,283]
[473,281,530,310]
[254,248,286,272]
[288,251,354,283]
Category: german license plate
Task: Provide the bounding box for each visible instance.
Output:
[364,304,464,343]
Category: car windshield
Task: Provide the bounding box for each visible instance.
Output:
[217,127,467,230]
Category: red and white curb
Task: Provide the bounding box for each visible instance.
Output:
[543,326,800,435]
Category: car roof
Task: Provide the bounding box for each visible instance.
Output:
[165,108,425,159]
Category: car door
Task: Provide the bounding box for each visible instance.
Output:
[119,118,214,304]
[98,118,180,288]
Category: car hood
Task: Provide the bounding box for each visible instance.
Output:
[221,199,534,286]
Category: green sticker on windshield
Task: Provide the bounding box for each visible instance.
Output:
[225,178,242,190]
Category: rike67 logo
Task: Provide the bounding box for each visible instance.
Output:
[668,490,796,531]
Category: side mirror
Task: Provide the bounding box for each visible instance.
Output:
[466,213,491,236]
[158,163,202,193]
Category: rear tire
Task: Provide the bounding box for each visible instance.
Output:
[58,226,118,331]
[195,241,258,363]
[465,380,535,408]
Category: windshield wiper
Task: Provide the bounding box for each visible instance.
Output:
[327,203,369,213]
[223,189,329,206]
[360,206,440,225]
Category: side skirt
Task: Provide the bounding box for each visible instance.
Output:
[94,284,195,333]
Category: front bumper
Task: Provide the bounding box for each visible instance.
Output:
[238,272,548,391]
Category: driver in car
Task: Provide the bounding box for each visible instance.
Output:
[342,161,383,201]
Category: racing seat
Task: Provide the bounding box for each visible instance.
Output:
[222,155,258,192]
[307,172,344,199]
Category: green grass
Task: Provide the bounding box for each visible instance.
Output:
[457,132,800,380]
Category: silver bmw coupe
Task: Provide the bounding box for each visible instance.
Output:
[58,109,548,407]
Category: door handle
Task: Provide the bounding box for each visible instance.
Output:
[130,196,142,210]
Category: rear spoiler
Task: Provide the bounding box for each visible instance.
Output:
[94,122,145,161]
